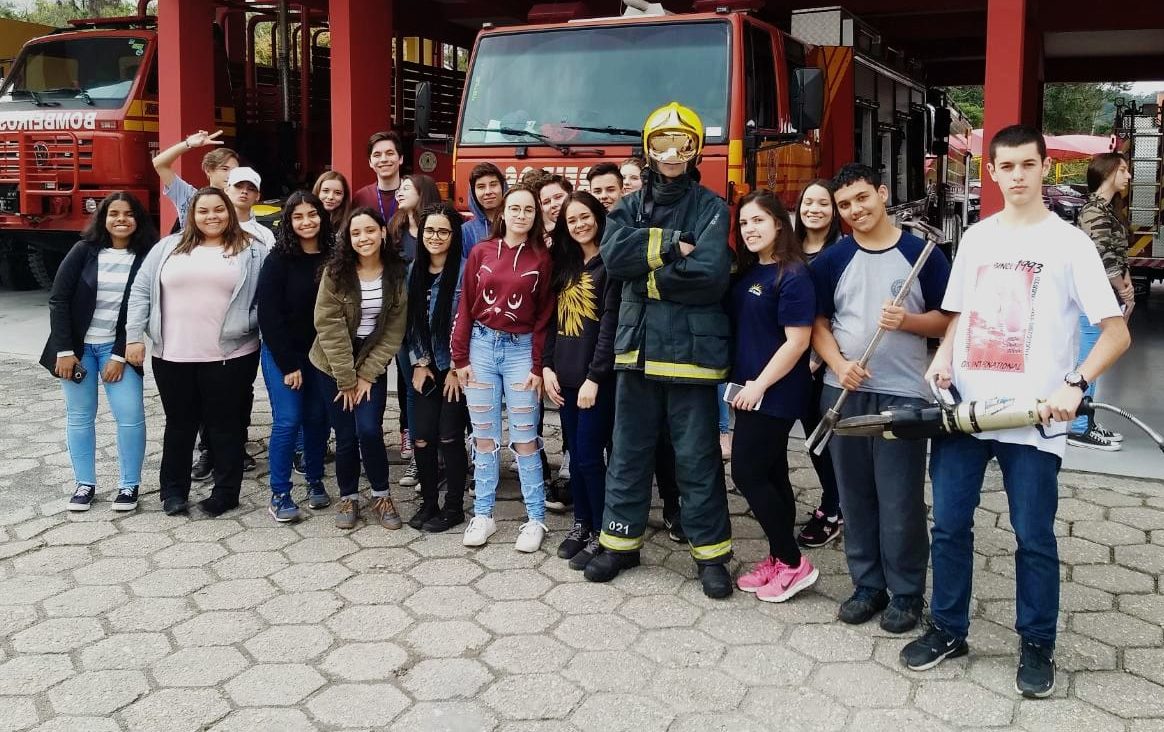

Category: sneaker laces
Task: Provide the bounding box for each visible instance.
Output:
[1021,640,1053,670]
[73,484,95,498]
[564,522,588,541]
[372,496,397,515]
[117,485,136,498]
[466,515,491,533]
[519,520,547,535]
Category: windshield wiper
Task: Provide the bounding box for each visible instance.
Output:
[561,125,640,138]
[21,90,54,107]
[466,126,572,155]
[76,88,95,106]
[43,87,95,106]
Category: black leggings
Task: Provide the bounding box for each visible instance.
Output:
[801,369,841,517]
[412,368,468,511]
[730,411,801,566]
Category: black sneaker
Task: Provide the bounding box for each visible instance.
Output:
[1066,428,1120,452]
[900,624,969,671]
[797,510,842,548]
[243,453,258,472]
[584,549,640,583]
[557,522,590,559]
[698,563,733,599]
[663,511,686,543]
[67,484,96,512]
[162,496,189,516]
[292,451,306,476]
[190,450,213,482]
[569,535,601,571]
[111,485,138,512]
[408,503,440,530]
[1016,639,1055,698]
[1093,423,1123,443]
[880,594,924,633]
[197,494,239,517]
[306,481,331,509]
[838,586,890,624]
[545,478,572,514]
[422,508,465,533]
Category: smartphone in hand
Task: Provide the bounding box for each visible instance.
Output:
[722,382,760,410]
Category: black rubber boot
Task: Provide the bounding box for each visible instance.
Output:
[584,549,641,583]
[698,563,733,599]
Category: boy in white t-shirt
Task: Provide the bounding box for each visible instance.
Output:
[900,125,1130,699]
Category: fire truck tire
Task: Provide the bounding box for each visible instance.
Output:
[0,250,39,291]
[27,248,63,291]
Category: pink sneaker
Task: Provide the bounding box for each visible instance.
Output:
[737,557,785,593]
[756,556,819,603]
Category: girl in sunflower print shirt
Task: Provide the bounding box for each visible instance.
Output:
[543,191,621,567]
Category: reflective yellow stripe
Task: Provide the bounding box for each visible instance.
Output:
[690,539,732,561]
[614,349,640,365]
[647,227,663,269]
[599,531,644,552]
[647,270,660,300]
[644,360,729,380]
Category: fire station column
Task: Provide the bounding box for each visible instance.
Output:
[329,0,394,189]
[157,0,216,233]
[981,0,1044,216]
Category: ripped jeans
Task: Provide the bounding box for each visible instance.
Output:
[465,323,545,522]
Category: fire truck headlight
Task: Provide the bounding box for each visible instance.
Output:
[83,198,99,214]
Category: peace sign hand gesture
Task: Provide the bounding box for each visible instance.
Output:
[185,129,224,149]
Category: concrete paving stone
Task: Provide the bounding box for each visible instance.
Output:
[307,682,411,727]
[1115,543,1164,575]
[127,567,213,597]
[719,643,816,687]
[11,516,67,542]
[171,610,264,646]
[41,585,127,618]
[560,650,657,693]
[1014,698,1124,732]
[401,658,494,700]
[0,605,39,636]
[1072,564,1156,594]
[409,532,476,559]
[1083,490,1144,508]
[0,698,38,732]
[1072,520,1148,546]
[970,570,1019,601]
[536,555,587,584]
[1125,648,1164,687]
[543,582,625,614]
[334,572,420,605]
[223,527,298,553]
[1109,506,1164,531]
[168,518,244,543]
[30,717,120,732]
[389,701,499,732]
[475,568,554,601]
[224,663,326,705]
[243,624,335,663]
[344,546,425,573]
[209,551,289,579]
[0,575,67,606]
[966,655,1065,700]
[754,590,842,625]
[79,633,171,670]
[152,541,227,568]
[1051,497,1108,522]
[569,692,673,732]
[10,546,93,575]
[476,600,561,636]
[1072,610,1163,647]
[151,646,249,687]
[846,709,954,732]
[40,521,117,546]
[0,655,74,695]
[348,522,421,548]
[553,613,641,652]
[208,708,318,732]
[1130,721,1164,732]
[268,562,355,592]
[1059,582,1115,612]
[481,675,583,721]
[1076,671,1164,718]
[12,617,103,654]
[283,536,361,563]
[70,556,149,586]
[811,660,911,707]
[632,628,725,669]
[465,545,546,571]
[645,667,745,713]
[107,596,194,632]
[404,620,492,658]
[256,590,343,624]
[482,634,573,674]
[1057,536,1113,565]
[325,603,413,641]
[914,679,1015,727]
[110,510,187,533]
[118,688,230,732]
[405,585,489,618]
[617,594,702,629]
[697,607,786,645]
[192,578,278,610]
[740,686,845,731]
[666,712,769,732]
[1153,529,1164,545]
[1056,631,1119,672]
[406,557,486,587]
[787,623,875,662]
[607,565,687,597]
[47,669,148,715]
[320,642,409,681]
[1120,594,1164,625]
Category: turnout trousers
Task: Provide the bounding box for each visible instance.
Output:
[600,369,732,564]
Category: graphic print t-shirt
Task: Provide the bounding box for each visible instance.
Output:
[944,213,1121,457]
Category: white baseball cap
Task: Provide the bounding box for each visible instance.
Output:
[227,166,261,190]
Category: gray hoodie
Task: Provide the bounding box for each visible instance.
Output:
[125,233,268,358]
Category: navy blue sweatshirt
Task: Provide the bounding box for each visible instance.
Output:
[543,254,620,389]
[257,250,327,374]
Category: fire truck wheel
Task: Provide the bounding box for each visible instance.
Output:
[0,245,39,291]
[27,248,63,291]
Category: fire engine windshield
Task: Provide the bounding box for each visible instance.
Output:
[459,21,730,147]
[0,36,148,109]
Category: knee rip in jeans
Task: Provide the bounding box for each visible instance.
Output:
[509,437,543,457]
[414,439,428,448]
[465,382,493,393]
[474,438,498,453]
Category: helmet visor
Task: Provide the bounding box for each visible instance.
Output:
[646,131,699,164]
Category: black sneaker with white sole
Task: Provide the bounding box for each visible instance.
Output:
[293,450,306,476]
[1016,639,1055,698]
[67,484,96,511]
[1093,423,1123,443]
[243,453,258,472]
[111,485,139,512]
[190,449,213,481]
[1066,428,1120,452]
[900,625,969,671]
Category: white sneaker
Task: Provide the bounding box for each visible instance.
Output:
[556,451,571,482]
[515,520,547,553]
[462,515,497,547]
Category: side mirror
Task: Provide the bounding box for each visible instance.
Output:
[413,81,432,139]
[792,68,824,131]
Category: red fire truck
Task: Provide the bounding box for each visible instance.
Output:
[446,2,963,244]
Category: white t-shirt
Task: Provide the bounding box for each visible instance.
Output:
[239,216,276,249]
[943,213,1122,457]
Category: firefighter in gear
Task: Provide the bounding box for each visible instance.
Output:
[585,102,734,598]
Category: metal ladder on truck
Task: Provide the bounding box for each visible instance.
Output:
[1116,99,1164,301]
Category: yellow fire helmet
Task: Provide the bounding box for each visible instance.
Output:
[642,101,704,166]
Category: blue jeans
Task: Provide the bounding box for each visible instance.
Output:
[311,363,390,499]
[560,380,615,529]
[1071,314,1100,434]
[60,342,145,488]
[465,323,544,522]
[261,345,328,495]
[716,382,730,434]
[929,433,1062,646]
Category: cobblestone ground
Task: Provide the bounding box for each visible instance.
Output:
[1,355,1163,731]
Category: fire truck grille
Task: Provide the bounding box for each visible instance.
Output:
[0,135,91,186]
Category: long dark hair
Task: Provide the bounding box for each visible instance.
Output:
[275,190,333,258]
[327,206,404,301]
[388,174,441,245]
[175,187,251,256]
[1087,152,1128,194]
[794,178,841,248]
[736,190,804,271]
[488,185,547,250]
[408,202,464,357]
[81,191,157,256]
[550,191,606,292]
[312,170,351,231]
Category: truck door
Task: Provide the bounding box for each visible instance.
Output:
[743,21,778,192]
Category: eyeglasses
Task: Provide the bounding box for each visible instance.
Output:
[422,227,453,241]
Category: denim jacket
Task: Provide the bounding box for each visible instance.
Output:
[404,261,463,373]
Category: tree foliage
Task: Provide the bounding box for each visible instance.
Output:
[945,82,1154,135]
[0,1,147,26]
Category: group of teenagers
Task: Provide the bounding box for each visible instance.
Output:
[44,100,1131,700]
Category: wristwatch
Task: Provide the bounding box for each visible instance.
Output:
[1064,371,1089,392]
